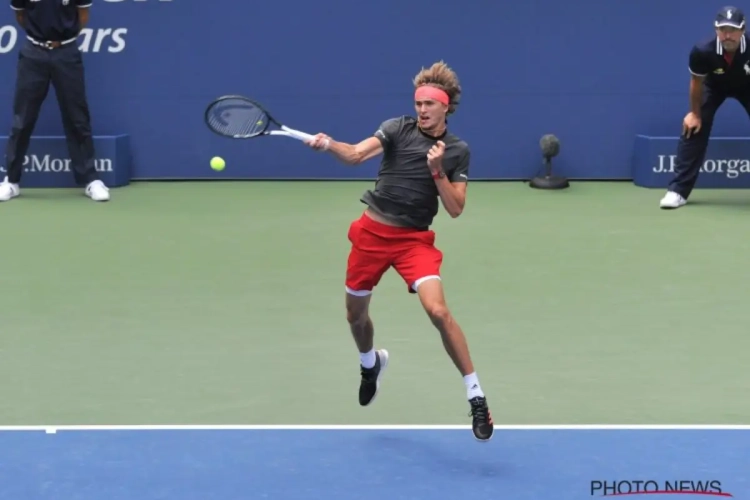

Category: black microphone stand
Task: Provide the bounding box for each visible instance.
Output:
[530,151,570,190]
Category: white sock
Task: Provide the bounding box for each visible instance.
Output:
[360,349,376,369]
[464,372,484,399]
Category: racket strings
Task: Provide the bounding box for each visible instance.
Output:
[207,99,268,138]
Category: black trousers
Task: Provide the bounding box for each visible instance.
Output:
[4,40,98,186]
[668,86,750,199]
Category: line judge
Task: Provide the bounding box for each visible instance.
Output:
[660,6,750,209]
[0,0,110,202]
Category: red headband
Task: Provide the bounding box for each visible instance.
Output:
[415,86,450,106]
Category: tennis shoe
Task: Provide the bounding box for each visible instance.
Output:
[85,180,110,202]
[0,177,19,202]
[659,191,686,209]
[359,349,389,406]
[469,396,494,441]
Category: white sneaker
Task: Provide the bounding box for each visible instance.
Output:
[85,180,110,202]
[0,177,20,202]
[659,191,686,209]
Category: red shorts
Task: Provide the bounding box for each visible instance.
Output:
[345,212,443,295]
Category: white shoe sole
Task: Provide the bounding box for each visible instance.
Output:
[660,204,685,210]
[659,196,686,209]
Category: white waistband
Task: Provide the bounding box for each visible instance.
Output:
[27,36,78,47]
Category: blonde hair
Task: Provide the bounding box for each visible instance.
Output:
[413,60,461,114]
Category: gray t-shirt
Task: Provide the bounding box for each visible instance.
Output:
[360,115,470,230]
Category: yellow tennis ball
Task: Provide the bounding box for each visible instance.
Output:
[210,156,225,171]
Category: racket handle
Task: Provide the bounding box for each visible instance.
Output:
[280,126,315,142]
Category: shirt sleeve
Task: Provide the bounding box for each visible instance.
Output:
[10,0,25,11]
[76,0,92,7]
[448,148,469,183]
[688,46,710,77]
[373,117,403,153]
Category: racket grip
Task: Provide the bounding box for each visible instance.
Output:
[281,126,315,142]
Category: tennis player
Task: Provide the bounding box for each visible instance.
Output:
[304,61,493,442]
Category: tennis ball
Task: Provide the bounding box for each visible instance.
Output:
[210,156,225,171]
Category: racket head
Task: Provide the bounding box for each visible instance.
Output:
[204,96,275,139]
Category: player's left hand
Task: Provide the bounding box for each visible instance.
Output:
[427,141,445,173]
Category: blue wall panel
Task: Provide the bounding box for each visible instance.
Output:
[0,0,746,180]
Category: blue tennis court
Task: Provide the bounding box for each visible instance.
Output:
[0,425,746,499]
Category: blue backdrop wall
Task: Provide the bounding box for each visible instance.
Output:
[0,0,748,181]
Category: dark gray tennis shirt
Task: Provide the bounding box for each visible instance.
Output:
[360,115,470,230]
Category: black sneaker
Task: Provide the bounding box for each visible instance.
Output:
[359,349,389,406]
[468,396,494,441]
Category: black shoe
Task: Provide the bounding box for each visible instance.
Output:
[359,349,389,406]
[468,396,494,441]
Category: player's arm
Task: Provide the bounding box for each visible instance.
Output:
[76,0,91,28]
[435,148,469,218]
[688,46,709,117]
[307,118,400,165]
[325,137,383,165]
[11,0,25,26]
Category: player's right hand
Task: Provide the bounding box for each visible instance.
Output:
[683,112,701,138]
[305,133,331,151]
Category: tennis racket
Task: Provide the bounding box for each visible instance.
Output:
[204,95,315,142]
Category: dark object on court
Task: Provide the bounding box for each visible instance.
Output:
[530,134,569,190]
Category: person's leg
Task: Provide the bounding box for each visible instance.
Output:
[49,44,109,201]
[345,292,374,356]
[414,278,480,386]
[1,42,51,201]
[344,217,391,406]
[661,88,724,208]
[733,91,750,124]
[393,236,494,441]
[345,290,389,406]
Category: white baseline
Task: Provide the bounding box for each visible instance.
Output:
[0,424,747,433]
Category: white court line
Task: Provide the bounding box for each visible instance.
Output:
[0,425,748,432]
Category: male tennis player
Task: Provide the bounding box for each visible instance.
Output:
[660,6,750,209]
[305,61,493,442]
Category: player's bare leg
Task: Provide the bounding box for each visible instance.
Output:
[415,278,476,377]
[345,292,389,407]
[416,277,494,441]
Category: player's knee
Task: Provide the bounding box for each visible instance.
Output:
[424,302,452,328]
[346,308,370,328]
[345,295,370,326]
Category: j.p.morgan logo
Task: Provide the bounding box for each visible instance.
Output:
[0,155,113,173]
[653,154,750,179]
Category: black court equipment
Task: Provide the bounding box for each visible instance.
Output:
[204,96,315,142]
[530,133,569,190]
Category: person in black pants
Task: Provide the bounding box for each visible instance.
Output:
[0,0,110,202]
[660,6,750,209]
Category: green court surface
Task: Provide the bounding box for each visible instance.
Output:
[0,181,748,426]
